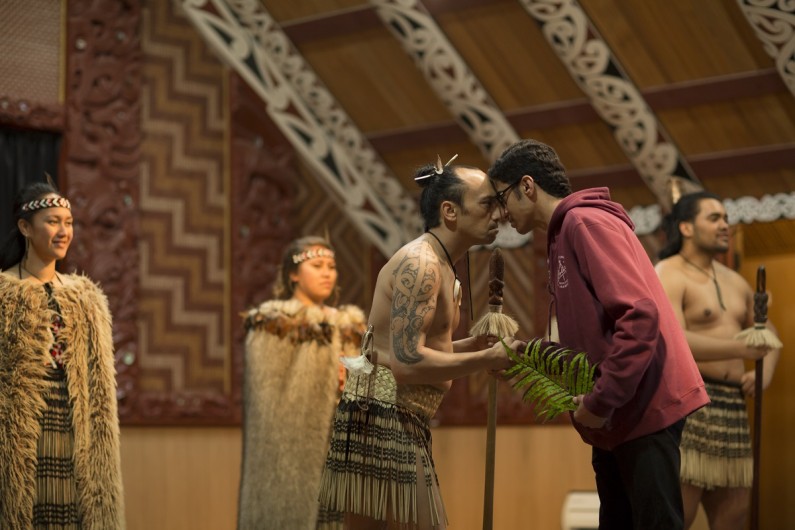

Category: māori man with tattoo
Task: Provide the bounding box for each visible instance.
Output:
[318,158,515,530]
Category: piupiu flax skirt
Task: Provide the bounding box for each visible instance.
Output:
[318,365,446,527]
[33,366,80,529]
[680,378,753,490]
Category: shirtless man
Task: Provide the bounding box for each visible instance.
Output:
[318,160,514,530]
[656,191,780,530]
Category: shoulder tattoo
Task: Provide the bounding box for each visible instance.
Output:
[390,244,439,365]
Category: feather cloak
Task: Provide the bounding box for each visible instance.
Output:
[237,299,365,530]
[0,274,125,529]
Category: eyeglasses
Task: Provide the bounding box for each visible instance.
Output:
[490,179,521,209]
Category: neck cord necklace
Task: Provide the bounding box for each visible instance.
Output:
[427,230,457,277]
[680,254,725,311]
[19,262,61,286]
[426,230,462,304]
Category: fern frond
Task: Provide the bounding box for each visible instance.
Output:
[503,338,596,422]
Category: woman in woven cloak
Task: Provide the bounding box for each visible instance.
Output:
[237,236,366,530]
[0,181,125,529]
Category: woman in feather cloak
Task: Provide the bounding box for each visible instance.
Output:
[237,236,366,530]
[0,181,125,529]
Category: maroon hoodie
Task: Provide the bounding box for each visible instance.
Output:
[547,188,709,450]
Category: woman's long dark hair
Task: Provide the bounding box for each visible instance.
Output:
[0,182,62,271]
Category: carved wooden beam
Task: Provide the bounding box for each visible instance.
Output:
[518,0,701,208]
[738,0,795,97]
[0,97,64,132]
[369,0,519,161]
[181,0,421,257]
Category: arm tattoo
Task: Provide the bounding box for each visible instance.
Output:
[390,244,439,365]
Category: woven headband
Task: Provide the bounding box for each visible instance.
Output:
[20,196,71,213]
[292,247,335,264]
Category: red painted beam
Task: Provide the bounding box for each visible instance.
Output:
[366,69,786,153]
[280,6,381,42]
[279,0,515,41]
[567,143,795,189]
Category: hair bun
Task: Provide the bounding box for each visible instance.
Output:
[413,163,437,188]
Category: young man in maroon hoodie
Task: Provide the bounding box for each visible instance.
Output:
[488,139,709,530]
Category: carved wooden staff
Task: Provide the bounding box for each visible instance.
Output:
[734,266,782,530]
[469,249,518,530]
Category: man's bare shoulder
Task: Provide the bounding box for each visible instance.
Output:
[385,238,440,273]
[713,259,744,277]
[655,256,691,302]
[713,260,753,293]
[655,256,686,280]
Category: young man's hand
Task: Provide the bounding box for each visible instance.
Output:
[572,395,608,429]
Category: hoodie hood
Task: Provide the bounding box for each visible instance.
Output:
[547,188,634,245]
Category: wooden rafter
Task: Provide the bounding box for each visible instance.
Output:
[365,69,786,153]
[568,143,795,190]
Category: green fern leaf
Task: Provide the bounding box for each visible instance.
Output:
[503,338,596,422]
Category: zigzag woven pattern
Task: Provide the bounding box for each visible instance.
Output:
[20,197,71,212]
[137,0,228,398]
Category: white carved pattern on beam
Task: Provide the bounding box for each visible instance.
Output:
[370,0,520,161]
[519,0,701,206]
[627,192,795,237]
[231,1,423,237]
[181,0,419,256]
[737,0,795,97]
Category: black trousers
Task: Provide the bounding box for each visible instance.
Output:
[592,419,686,530]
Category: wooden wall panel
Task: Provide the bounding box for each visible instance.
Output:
[119,425,598,530]
[121,427,242,530]
[62,0,142,415]
[133,0,231,422]
[740,255,795,529]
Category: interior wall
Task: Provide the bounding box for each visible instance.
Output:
[121,427,242,530]
[120,426,598,530]
[739,254,795,529]
[119,425,718,530]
